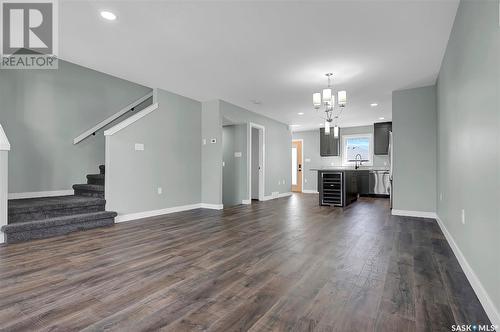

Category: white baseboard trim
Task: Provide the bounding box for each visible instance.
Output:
[302,190,319,194]
[115,202,227,223]
[242,199,251,205]
[200,203,223,210]
[8,190,73,200]
[391,209,437,219]
[435,215,500,327]
[263,192,292,201]
[115,203,202,223]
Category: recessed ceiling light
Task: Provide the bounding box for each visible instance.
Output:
[100,11,117,21]
[290,124,300,127]
[297,112,304,115]
[379,117,385,120]
[370,103,378,107]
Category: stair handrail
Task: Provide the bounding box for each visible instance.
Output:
[73,91,154,145]
[0,123,10,243]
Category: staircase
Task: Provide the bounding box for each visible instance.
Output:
[2,165,117,244]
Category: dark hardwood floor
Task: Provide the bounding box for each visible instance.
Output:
[0,194,491,331]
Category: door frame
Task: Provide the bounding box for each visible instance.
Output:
[292,139,304,193]
[248,122,265,202]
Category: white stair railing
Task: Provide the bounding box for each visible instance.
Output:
[73,91,154,144]
[0,124,11,244]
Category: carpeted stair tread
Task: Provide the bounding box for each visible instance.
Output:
[73,184,104,191]
[8,195,106,224]
[8,195,105,213]
[73,184,105,198]
[86,174,105,185]
[2,211,117,233]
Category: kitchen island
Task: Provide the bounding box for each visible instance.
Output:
[311,168,389,207]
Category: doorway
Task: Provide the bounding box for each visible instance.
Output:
[249,123,265,202]
[292,140,303,192]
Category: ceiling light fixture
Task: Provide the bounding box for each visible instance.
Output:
[100,11,117,21]
[370,103,378,107]
[298,112,304,115]
[379,117,385,120]
[312,73,347,135]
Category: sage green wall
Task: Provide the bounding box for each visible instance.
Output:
[219,100,292,198]
[392,85,437,213]
[202,100,292,205]
[106,89,201,215]
[292,126,390,192]
[201,100,223,205]
[222,124,247,207]
[0,60,151,194]
[436,0,500,321]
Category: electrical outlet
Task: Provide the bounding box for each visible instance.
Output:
[157,187,163,195]
[134,143,144,151]
[305,158,311,163]
[234,152,242,158]
[461,209,466,225]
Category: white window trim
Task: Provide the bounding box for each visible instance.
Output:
[341,133,374,166]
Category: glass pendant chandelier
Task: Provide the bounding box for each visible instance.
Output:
[313,73,346,135]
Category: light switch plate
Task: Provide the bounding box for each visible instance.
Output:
[157,187,163,195]
[234,152,242,158]
[202,138,207,145]
[135,143,144,151]
[305,158,311,162]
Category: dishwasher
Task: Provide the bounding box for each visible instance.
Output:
[369,170,390,196]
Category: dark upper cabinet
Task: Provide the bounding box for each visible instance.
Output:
[374,122,392,155]
[320,128,340,156]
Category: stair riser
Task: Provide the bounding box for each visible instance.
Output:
[74,189,104,199]
[5,218,115,244]
[9,204,105,224]
[87,178,104,185]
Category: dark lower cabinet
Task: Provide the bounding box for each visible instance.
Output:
[357,171,370,196]
[318,170,358,207]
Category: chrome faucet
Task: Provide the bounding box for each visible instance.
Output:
[354,154,363,170]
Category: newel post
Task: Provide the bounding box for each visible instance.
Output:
[0,124,11,244]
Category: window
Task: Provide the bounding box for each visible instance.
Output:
[342,134,373,166]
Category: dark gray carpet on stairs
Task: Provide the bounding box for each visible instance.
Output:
[2,165,117,243]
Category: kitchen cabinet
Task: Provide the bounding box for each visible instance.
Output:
[318,170,358,207]
[357,171,370,196]
[319,128,340,156]
[374,122,392,155]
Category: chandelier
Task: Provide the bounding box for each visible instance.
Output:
[312,73,346,137]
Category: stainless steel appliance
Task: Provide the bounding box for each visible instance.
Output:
[388,131,393,206]
[369,170,390,196]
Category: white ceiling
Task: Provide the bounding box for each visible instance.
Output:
[59,0,458,131]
